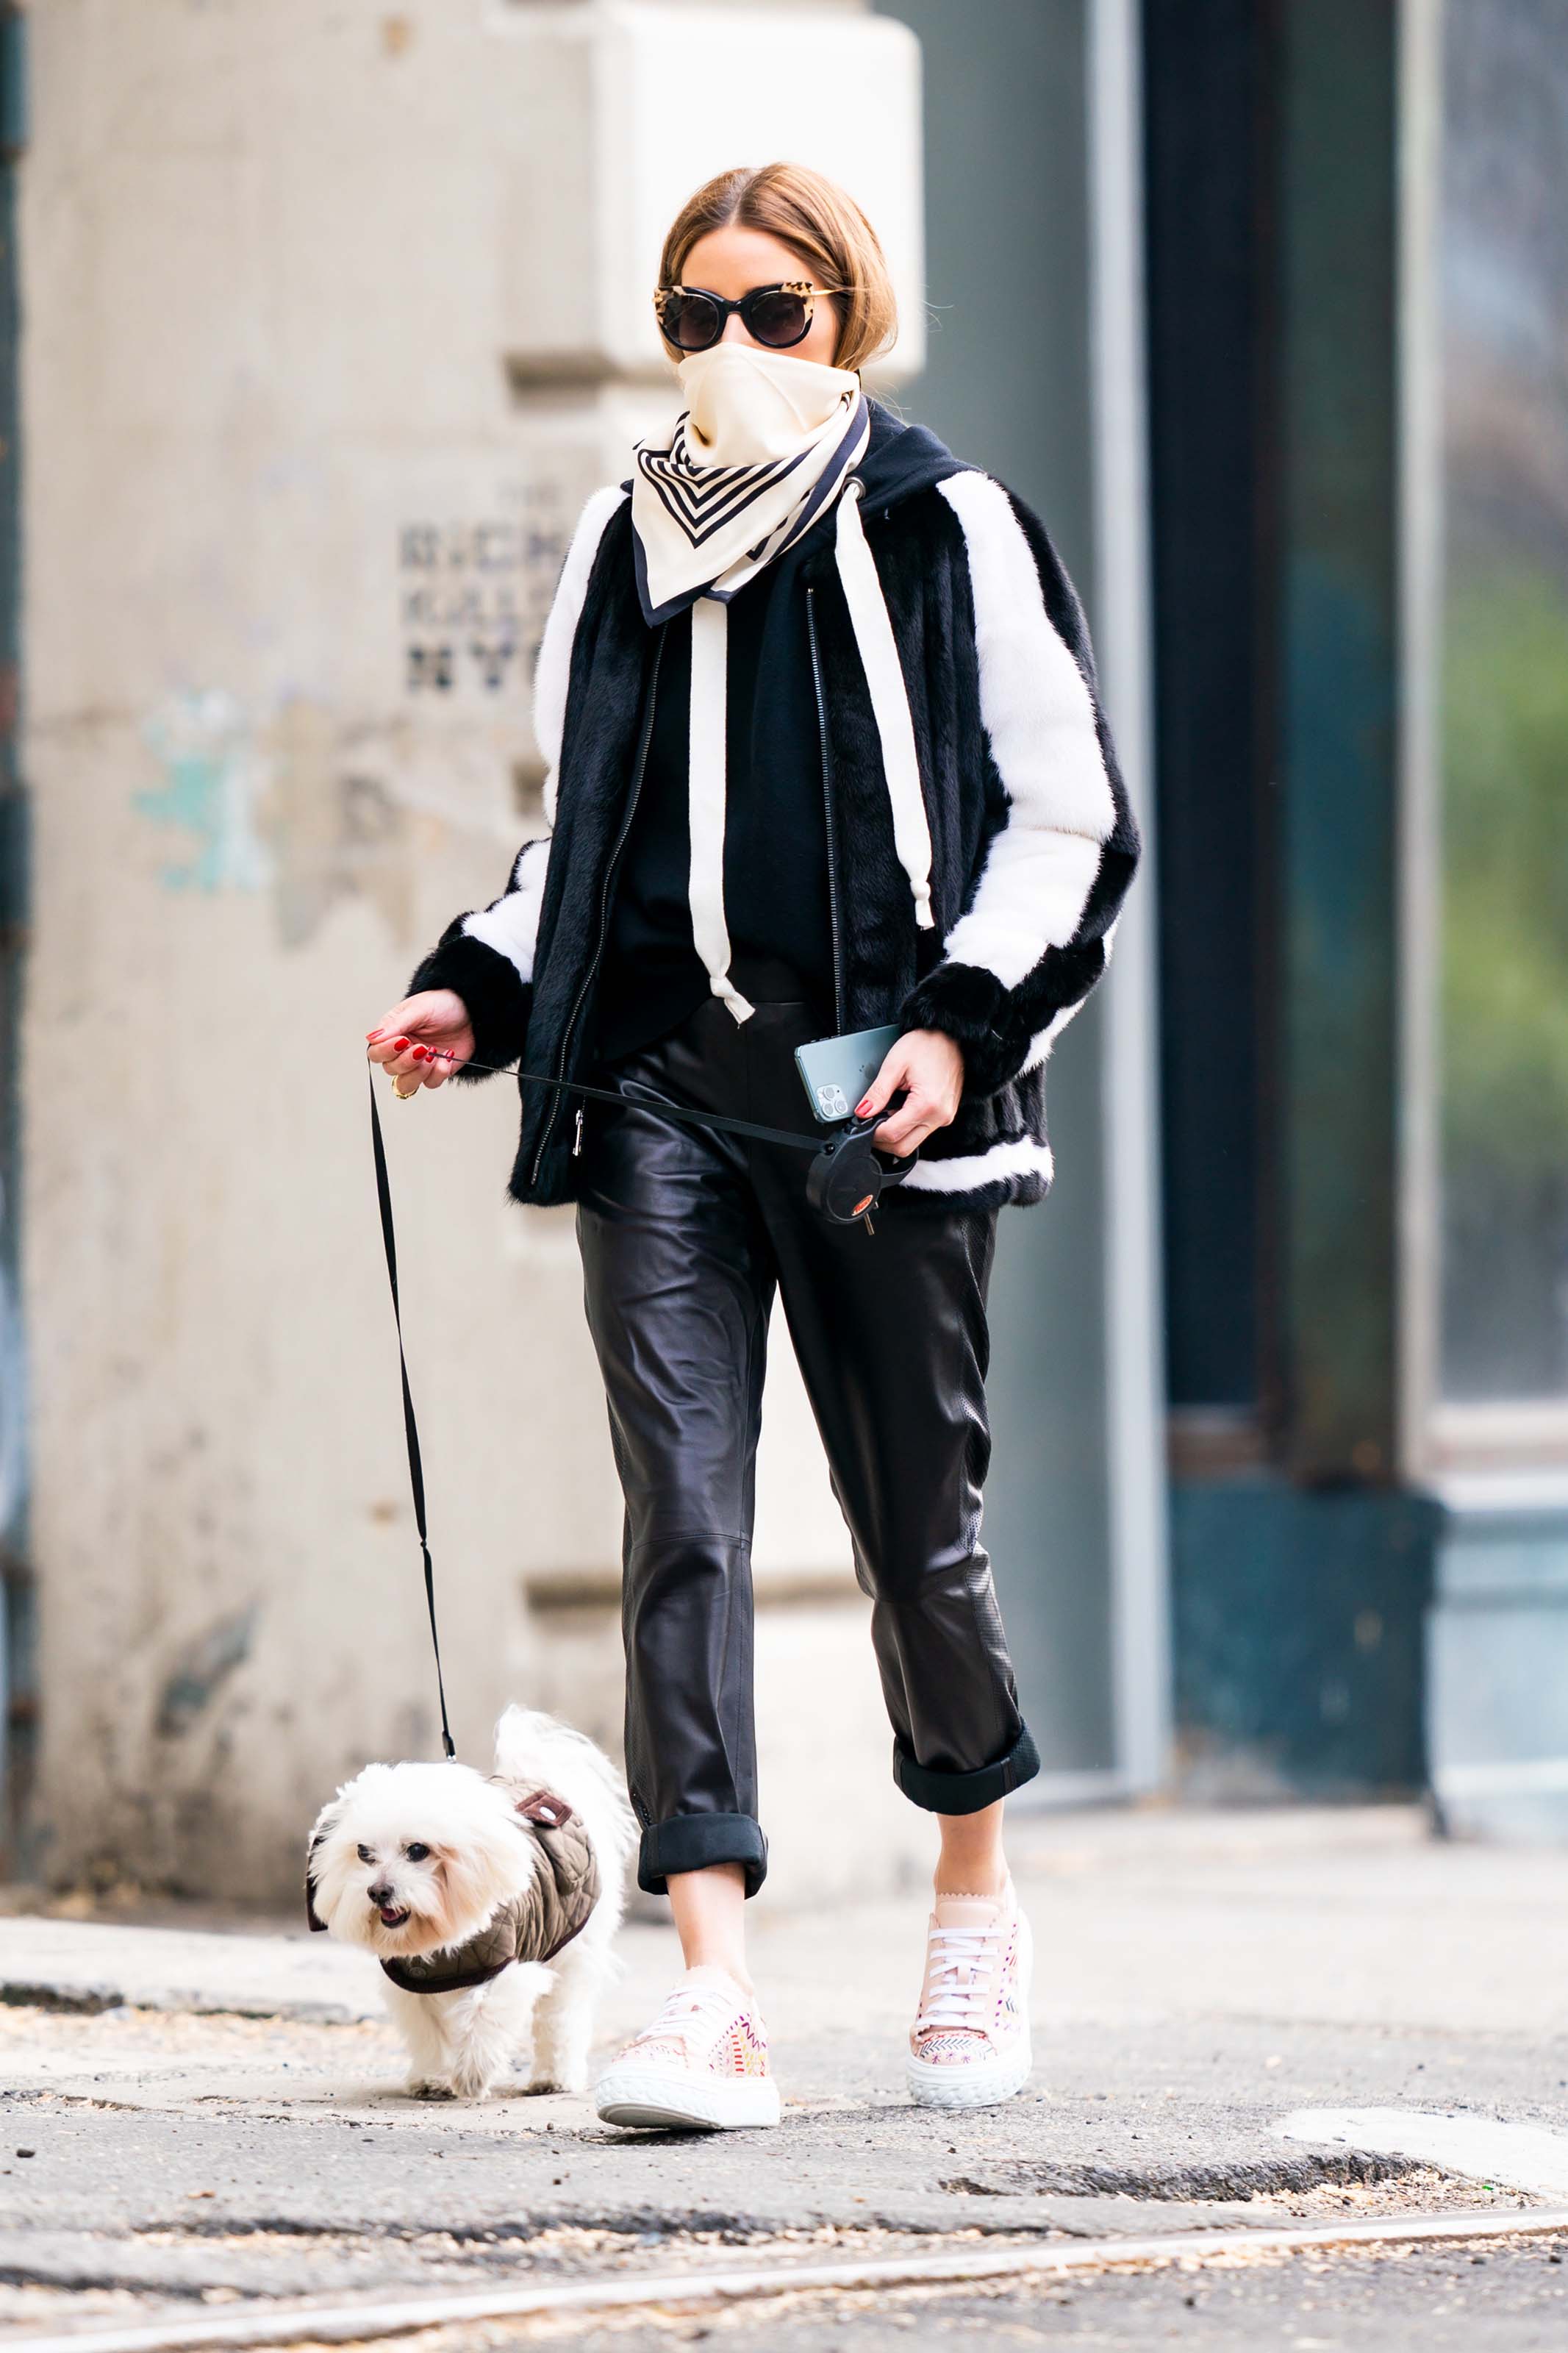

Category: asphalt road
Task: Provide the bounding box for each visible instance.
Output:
[520,2238,1568,2352]
[0,2000,1553,2343]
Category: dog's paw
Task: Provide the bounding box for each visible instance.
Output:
[525,2069,584,2097]
[446,2061,504,2102]
[407,2079,457,2102]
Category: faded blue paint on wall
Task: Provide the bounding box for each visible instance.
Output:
[137,691,271,894]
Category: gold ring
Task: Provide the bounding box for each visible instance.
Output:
[391,1075,418,1100]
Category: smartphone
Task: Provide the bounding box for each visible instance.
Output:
[793,1024,903,1125]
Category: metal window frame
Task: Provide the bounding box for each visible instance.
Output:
[1396,0,1444,1488]
[1397,0,1568,1485]
[1090,0,1172,1794]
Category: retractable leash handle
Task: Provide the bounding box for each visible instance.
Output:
[366,1050,917,1754]
[803,1112,909,1226]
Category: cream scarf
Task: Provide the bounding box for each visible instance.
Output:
[631,343,934,1025]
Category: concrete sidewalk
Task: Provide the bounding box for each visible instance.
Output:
[7,1798,1567,2036]
[2,1804,1566,2337]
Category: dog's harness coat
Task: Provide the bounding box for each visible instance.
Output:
[307,1788,600,1992]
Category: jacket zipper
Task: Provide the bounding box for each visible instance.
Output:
[529,629,667,1192]
[806,585,848,1035]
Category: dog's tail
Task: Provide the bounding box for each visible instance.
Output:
[492,1705,637,1878]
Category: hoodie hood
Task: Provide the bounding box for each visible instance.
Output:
[852,395,971,513]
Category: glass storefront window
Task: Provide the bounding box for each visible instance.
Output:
[1439,0,1568,1407]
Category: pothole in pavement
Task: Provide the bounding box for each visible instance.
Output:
[942,2152,1543,2213]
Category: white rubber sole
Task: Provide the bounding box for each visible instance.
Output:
[593,2063,782,2133]
[906,1904,1034,2111]
[905,2029,1033,2110]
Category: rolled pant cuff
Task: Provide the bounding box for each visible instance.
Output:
[892,1726,1041,1816]
[637,1811,769,1899]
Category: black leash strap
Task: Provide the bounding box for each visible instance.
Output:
[368,1050,905,1756]
[368,1063,457,1760]
[462,1054,829,1154]
[368,1057,824,1758]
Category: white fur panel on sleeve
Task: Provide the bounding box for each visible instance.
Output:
[1014,914,1125,1076]
[935,472,1117,989]
[1018,996,1088,1078]
[940,830,1105,994]
[534,485,629,825]
[903,1135,1055,1194]
[461,838,550,985]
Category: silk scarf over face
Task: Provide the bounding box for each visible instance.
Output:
[631,343,869,625]
[629,343,932,1024]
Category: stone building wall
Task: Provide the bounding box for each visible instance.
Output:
[21,0,928,1908]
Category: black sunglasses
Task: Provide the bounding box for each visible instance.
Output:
[653,279,834,354]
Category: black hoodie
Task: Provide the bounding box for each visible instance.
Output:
[592,396,967,1063]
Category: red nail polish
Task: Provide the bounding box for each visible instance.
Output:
[393,1037,410,1049]
[365,1029,384,1041]
[412,1046,432,1060]
[855,1096,874,1117]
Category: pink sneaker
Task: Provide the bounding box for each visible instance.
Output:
[906,1882,1033,2110]
[594,1965,781,2132]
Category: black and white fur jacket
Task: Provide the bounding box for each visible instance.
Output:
[407,401,1140,1213]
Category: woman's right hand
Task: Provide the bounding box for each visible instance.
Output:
[366,990,476,1096]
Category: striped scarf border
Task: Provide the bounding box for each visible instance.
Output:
[631,396,870,627]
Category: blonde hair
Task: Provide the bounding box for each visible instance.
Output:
[657,162,898,374]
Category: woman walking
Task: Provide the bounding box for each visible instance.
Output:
[368,163,1139,2131]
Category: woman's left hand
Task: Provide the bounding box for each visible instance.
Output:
[855,1029,965,1157]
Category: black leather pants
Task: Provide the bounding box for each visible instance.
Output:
[574,992,1040,1898]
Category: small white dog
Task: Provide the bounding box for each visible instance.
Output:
[307,1705,633,2101]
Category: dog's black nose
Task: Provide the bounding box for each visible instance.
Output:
[368,1882,395,1907]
